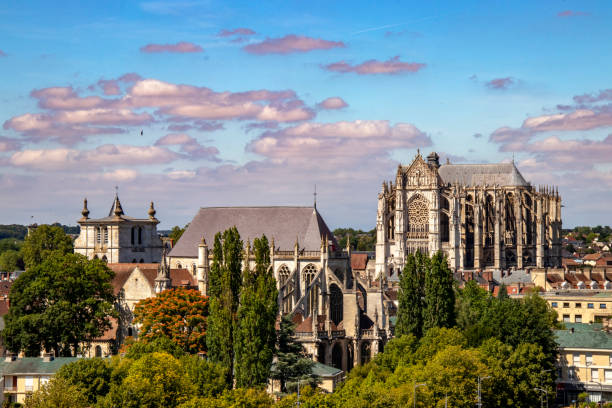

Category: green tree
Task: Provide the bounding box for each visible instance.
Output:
[423,251,455,331]
[133,288,208,354]
[2,252,115,356]
[100,352,196,408]
[20,224,73,269]
[234,235,279,387]
[270,315,316,393]
[206,227,243,384]
[178,388,274,408]
[56,358,112,405]
[455,280,492,346]
[0,249,24,272]
[24,377,89,408]
[123,336,186,360]
[169,224,188,244]
[181,355,230,398]
[497,283,509,300]
[395,253,425,338]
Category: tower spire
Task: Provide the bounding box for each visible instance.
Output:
[313,184,317,209]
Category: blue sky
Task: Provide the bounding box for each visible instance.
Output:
[1,0,611,229]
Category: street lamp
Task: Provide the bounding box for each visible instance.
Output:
[477,376,491,408]
[413,382,427,408]
[540,368,553,408]
[534,387,549,408]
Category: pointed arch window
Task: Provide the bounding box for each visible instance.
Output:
[278,264,290,286]
[330,284,343,326]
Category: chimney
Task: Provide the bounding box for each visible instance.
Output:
[5,352,17,362]
[570,327,575,334]
[42,352,54,362]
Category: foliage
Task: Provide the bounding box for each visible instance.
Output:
[56,358,112,405]
[333,228,376,251]
[20,224,73,269]
[169,224,188,244]
[100,352,196,408]
[133,288,208,353]
[206,227,243,384]
[0,224,27,240]
[2,252,115,356]
[181,355,230,398]
[395,252,425,338]
[178,388,274,408]
[123,335,186,360]
[234,235,279,388]
[423,251,455,331]
[0,237,22,254]
[0,249,24,272]
[270,314,316,393]
[24,377,88,408]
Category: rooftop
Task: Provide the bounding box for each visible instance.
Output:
[438,162,529,187]
[0,357,80,375]
[555,323,612,350]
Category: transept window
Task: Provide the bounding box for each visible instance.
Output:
[278,264,290,286]
[330,284,343,326]
[303,264,317,315]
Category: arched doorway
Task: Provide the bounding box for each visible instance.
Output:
[360,342,371,365]
[331,342,343,370]
[95,345,102,358]
[347,342,354,371]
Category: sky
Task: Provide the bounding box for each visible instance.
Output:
[1,0,611,230]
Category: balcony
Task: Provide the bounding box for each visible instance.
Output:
[331,330,345,338]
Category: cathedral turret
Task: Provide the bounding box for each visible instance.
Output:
[80,198,90,221]
[155,248,171,293]
[112,194,124,218]
[148,201,157,220]
[197,237,209,295]
[427,151,440,168]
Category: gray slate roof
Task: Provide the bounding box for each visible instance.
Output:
[0,357,80,375]
[492,269,534,285]
[169,206,336,258]
[555,323,612,350]
[438,162,529,186]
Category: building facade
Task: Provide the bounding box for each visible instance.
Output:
[169,206,394,372]
[74,195,163,263]
[376,152,562,276]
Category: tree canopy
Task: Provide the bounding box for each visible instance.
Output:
[20,224,73,268]
[133,287,208,354]
[2,252,116,356]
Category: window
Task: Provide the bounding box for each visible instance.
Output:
[138,227,143,245]
[576,303,582,308]
[605,369,612,383]
[601,304,607,309]
[588,303,595,309]
[569,367,577,380]
[563,314,571,322]
[592,368,600,381]
[563,302,570,308]
[25,376,33,392]
[40,376,50,386]
[575,315,582,323]
[587,353,593,365]
[574,353,581,365]
[551,302,558,308]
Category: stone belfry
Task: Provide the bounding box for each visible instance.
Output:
[73,194,164,263]
[376,151,562,276]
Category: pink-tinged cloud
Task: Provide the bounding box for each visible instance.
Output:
[486,77,515,90]
[140,42,204,53]
[155,133,220,161]
[573,89,612,104]
[0,136,21,152]
[558,10,589,17]
[93,73,142,96]
[218,28,256,37]
[243,35,345,55]
[9,144,179,171]
[0,50,6,57]
[323,56,426,75]
[317,97,348,110]
[247,120,431,161]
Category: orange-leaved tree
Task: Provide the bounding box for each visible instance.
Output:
[133,288,208,354]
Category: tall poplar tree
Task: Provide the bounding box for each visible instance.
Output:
[423,251,455,331]
[395,253,424,338]
[206,227,243,385]
[234,235,279,387]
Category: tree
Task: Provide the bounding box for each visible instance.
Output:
[24,377,88,408]
[423,251,455,331]
[181,355,230,398]
[169,224,188,244]
[0,249,24,272]
[56,358,112,405]
[20,224,73,269]
[395,253,424,338]
[497,283,509,300]
[2,252,115,356]
[178,388,274,408]
[234,235,279,388]
[123,336,186,360]
[100,352,196,408]
[455,280,492,346]
[133,288,208,354]
[206,227,243,384]
[270,315,316,393]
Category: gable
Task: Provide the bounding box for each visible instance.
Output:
[402,155,438,187]
[122,268,155,302]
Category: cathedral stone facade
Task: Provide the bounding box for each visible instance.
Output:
[376,152,562,277]
[169,207,393,372]
[74,195,163,264]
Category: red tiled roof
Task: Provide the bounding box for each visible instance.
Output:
[170,268,197,288]
[351,254,368,270]
[95,317,118,341]
[295,316,312,333]
[583,253,603,261]
[0,299,9,316]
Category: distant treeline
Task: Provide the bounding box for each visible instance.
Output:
[333,227,376,251]
[563,225,611,243]
[0,223,80,241]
